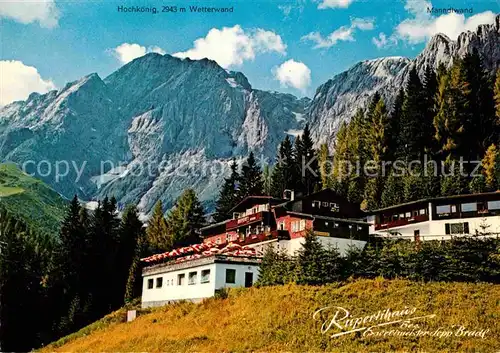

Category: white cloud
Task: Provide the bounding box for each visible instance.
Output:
[0,0,59,28]
[112,43,166,64]
[274,59,311,92]
[372,32,398,49]
[318,0,355,9]
[173,25,286,68]
[395,0,496,43]
[0,60,56,106]
[302,17,374,48]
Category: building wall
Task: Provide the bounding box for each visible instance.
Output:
[284,237,366,256]
[369,215,500,241]
[142,262,260,308]
[142,263,216,307]
[275,215,313,238]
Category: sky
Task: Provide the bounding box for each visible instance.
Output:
[0,0,499,105]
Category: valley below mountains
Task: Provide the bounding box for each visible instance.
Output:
[1,15,498,214]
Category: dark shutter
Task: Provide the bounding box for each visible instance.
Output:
[464,222,469,234]
[445,223,450,234]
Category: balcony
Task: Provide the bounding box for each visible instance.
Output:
[237,230,290,246]
[375,214,429,231]
[226,211,268,230]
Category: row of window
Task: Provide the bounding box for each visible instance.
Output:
[312,201,340,212]
[436,201,500,215]
[233,204,269,219]
[147,269,237,289]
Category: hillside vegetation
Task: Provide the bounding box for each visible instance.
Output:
[0,163,67,234]
[42,279,499,352]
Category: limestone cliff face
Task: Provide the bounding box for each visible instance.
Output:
[0,54,308,213]
[308,14,500,148]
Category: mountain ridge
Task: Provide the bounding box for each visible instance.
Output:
[1,15,498,214]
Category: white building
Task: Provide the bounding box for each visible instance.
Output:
[367,192,500,241]
[141,244,260,308]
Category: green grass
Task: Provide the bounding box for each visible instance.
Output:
[40,278,500,353]
[0,163,67,236]
[0,186,24,197]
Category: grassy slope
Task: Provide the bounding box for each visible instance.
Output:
[0,163,67,235]
[41,279,500,353]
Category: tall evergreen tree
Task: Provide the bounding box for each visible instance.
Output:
[238,151,264,198]
[434,59,471,161]
[146,201,171,251]
[494,69,500,140]
[398,67,425,160]
[270,136,297,197]
[115,205,144,307]
[388,88,404,159]
[167,189,205,248]
[481,144,500,191]
[318,143,334,189]
[422,66,439,155]
[295,124,319,195]
[214,159,239,222]
[262,164,272,196]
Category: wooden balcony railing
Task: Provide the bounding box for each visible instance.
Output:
[375,214,429,231]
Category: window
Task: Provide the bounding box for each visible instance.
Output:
[322,202,329,207]
[300,219,306,231]
[147,278,154,289]
[487,200,500,210]
[156,277,163,288]
[225,269,236,284]
[325,221,329,226]
[201,269,211,283]
[330,203,339,212]
[451,205,457,213]
[177,274,185,285]
[445,222,469,234]
[436,205,451,214]
[278,221,285,230]
[461,202,477,212]
[312,201,321,208]
[405,212,411,218]
[419,209,426,215]
[188,271,197,285]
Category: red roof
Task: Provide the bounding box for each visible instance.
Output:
[141,241,259,264]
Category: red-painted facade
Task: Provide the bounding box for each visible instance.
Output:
[200,189,370,246]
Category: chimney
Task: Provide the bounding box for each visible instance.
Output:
[283,189,295,201]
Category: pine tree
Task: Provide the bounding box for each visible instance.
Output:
[481,144,500,191]
[423,66,438,155]
[167,189,205,248]
[296,231,330,285]
[271,136,298,197]
[398,67,425,160]
[434,60,471,161]
[295,124,319,195]
[381,171,404,207]
[214,159,239,222]
[146,201,171,251]
[124,232,146,303]
[115,205,144,307]
[388,88,404,159]
[318,143,334,189]
[238,151,264,199]
[494,69,500,139]
[262,164,272,196]
[440,159,468,196]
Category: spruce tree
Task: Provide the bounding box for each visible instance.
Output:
[481,144,500,191]
[214,159,239,222]
[296,231,329,285]
[295,124,319,195]
[381,171,404,208]
[318,143,333,189]
[398,67,425,160]
[115,205,144,307]
[238,151,264,199]
[270,136,297,197]
[423,66,438,155]
[167,189,205,247]
[494,69,500,139]
[146,201,171,251]
[388,88,404,159]
[262,164,272,196]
